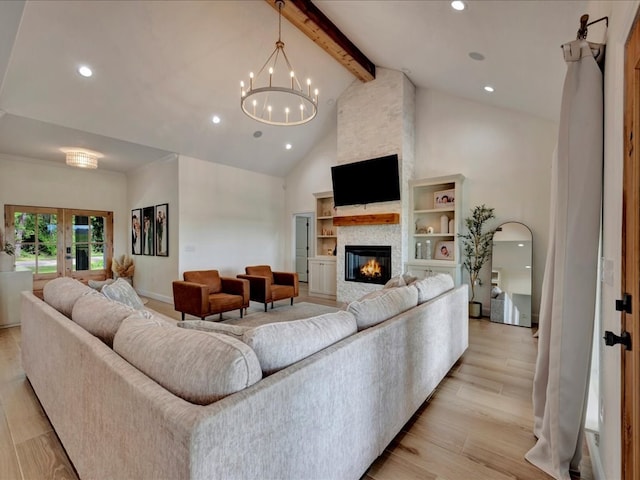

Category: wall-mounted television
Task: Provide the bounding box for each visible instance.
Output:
[331,154,401,207]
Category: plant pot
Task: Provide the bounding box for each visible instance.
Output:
[468,301,482,319]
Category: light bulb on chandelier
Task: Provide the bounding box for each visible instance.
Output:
[240,0,318,126]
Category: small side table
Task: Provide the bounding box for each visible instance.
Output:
[0,268,33,328]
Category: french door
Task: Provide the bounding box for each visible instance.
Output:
[5,205,113,291]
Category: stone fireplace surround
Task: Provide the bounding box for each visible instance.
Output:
[334,68,415,303]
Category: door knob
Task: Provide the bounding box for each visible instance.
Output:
[603,330,632,350]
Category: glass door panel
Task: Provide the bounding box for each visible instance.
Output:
[70,215,106,272]
[13,210,59,276]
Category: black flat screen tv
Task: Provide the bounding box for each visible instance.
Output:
[331,154,401,207]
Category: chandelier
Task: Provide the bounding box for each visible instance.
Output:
[61,148,102,169]
[240,0,318,126]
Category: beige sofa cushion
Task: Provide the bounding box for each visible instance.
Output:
[113,314,262,405]
[242,311,357,375]
[43,277,93,318]
[347,285,418,330]
[72,293,140,347]
[413,273,454,304]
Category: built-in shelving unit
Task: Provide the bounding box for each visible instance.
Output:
[310,191,337,298]
[405,174,464,285]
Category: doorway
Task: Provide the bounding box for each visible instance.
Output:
[293,213,313,283]
[5,205,113,291]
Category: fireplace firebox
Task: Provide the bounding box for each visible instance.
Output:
[345,245,392,285]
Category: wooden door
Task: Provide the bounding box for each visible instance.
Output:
[622,13,640,480]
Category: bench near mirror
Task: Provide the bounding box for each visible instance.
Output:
[490,222,532,328]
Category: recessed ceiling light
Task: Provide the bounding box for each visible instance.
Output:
[451,1,465,11]
[525,265,532,269]
[253,131,262,138]
[484,85,495,93]
[518,243,524,247]
[211,115,221,124]
[469,52,485,61]
[78,65,93,78]
[285,143,292,150]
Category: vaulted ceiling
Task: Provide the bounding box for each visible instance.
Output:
[0,0,594,177]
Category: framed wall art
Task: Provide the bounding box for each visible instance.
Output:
[155,203,168,257]
[142,206,155,256]
[434,240,455,261]
[434,189,455,208]
[131,208,142,255]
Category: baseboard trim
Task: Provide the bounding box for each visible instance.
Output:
[136,289,172,304]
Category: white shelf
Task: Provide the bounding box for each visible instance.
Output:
[311,191,337,297]
[408,174,464,286]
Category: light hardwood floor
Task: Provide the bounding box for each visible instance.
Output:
[0,284,592,479]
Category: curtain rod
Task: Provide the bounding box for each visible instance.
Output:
[577,14,609,40]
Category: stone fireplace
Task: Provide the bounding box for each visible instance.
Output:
[335,68,416,302]
[344,245,392,285]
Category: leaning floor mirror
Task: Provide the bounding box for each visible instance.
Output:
[490,222,533,327]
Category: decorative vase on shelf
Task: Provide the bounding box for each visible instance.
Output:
[440,215,449,234]
[449,219,455,234]
[0,252,15,272]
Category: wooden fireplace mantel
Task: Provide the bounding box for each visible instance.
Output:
[332,213,400,226]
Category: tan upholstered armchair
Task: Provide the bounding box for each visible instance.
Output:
[237,265,299,312]
[172,270,249,321]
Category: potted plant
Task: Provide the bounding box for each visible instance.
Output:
[458,205,495,318]
[0,229,15,272]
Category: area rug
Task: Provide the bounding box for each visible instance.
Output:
[220,302,340,328]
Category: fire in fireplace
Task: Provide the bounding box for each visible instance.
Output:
[345,245,392,285]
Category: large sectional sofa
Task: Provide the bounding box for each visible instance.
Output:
[21,274,468,480]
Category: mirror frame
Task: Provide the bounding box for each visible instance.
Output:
[490,222,533,327]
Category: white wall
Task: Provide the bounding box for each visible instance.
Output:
[0,153,128,254]
[415,90,557,317]
[590,1,639,478]
[283,131,337,270]
[127,154,179,302]
[178,155,286,280]
[285,88,558,316]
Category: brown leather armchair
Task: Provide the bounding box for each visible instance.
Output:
[237,265,299,312]
[172,270,249,321]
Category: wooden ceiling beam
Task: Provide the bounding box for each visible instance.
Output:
[265,0,376,83]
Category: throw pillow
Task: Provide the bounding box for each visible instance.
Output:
[383,273,418,289]
[491,286,503,298]
[242,311,357,375]
[413,273,455,304]
[114,313,262,405]
[178,320,250,340]
[102,278,145,310]
[88,278,115,290]
[347,285,418,330]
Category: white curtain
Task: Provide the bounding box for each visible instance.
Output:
[525,39,604,480]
